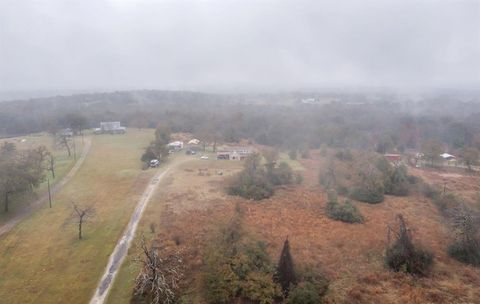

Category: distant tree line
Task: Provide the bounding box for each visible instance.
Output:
[1,90,479,161]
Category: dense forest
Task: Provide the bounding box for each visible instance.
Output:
[1,90,479,154]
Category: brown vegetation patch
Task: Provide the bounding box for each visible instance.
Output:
[145,156,480,303]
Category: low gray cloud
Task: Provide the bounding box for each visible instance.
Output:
[0,0,479,93]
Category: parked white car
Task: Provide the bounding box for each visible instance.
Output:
[200,155,209,160]
[150,159,160,167]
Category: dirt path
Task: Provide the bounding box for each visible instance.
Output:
[0,137,92,238]
[89,160,185,304]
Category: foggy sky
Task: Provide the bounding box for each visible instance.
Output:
[1,0,479,93]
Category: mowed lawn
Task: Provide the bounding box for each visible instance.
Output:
[0,133,83,223]
[0,129,155,304]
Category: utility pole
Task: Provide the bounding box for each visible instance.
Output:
[73,136,77,161]
[47,178,52,208]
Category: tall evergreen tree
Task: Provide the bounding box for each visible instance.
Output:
[277,237,297,296]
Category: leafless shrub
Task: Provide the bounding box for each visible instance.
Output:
[133,235,184,304]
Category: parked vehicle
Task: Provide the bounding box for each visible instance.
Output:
[150,159,160,167]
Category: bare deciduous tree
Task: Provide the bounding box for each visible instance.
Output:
[133,235,183,304]
[57,134,71,157]
[67,202,95,240]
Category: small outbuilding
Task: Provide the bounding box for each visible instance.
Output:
[217,147,253,160]
[384,153,403,166]
[94,122,126,134]
[440,153,455,160]
[167,141,184,151]
[440,153,457,166]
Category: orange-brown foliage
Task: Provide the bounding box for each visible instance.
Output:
[148,153,480,303]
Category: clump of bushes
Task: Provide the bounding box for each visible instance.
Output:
[321,154,420,205]
[227,170,274,200]
[334,149,353,161]
[277,238,329,303]
[420,181,440,199]
[326,199,364,223]
[448,241,480,266]
[204,210,329,304]
[203,207,281,304]
[432,193,460,215]
[385,214,434,276]
[286,282,321,304]
[376,158,416,197]
[325,190,364,223]
[349,185,384,204]
[227,153,294,200]
[286,266,328,304]
[447,204,480,266]
[141,124,171,164]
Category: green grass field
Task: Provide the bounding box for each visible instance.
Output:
[0,133,83,224]
[0,129,156,304]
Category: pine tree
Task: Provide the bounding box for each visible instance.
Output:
[277,237,297,296]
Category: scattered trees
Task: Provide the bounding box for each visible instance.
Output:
[276,239,329,303]
[142,124,171,164]
[461,147,479,171]
[203,206,281,304]
[61,113,88,135]
[0,142,46,212]
[57,133,72,157]
[422,139,443,167]
[321,153,418,205]
[227,153,294,200]
[376,158,412,196]
[385,214,434,276]
[349,163,385,204]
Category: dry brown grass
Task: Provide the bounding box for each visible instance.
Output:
[110,150,480,304]
[410,166,480,204]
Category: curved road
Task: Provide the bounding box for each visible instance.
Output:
[0,137,92,237]
[89,162,181,304]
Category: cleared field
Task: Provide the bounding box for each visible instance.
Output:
[0,129,156,304]
[0,133,84,224]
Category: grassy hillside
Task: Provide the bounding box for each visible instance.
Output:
[0,129,155,303]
